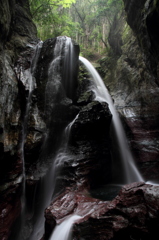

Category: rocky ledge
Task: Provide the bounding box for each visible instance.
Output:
[44,182,159,240]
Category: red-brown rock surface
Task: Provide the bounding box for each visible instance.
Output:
[44,182,159,240]
[0,185,21,240]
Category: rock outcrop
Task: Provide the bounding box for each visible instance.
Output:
[52,100,112,194]
[44,182,159,240]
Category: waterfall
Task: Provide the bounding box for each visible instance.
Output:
[79,56,143,184]
[28,37,78,240]
[62,37,78,100]
[62,37,74,98]
[49,215,82,240]
[28,115,78,240]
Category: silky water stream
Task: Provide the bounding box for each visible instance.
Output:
[49,215,82,240]
[79,56,143,184]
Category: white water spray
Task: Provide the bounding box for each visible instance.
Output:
[28,36,78,240]
[79,56,143,184]
[49,215,82,240]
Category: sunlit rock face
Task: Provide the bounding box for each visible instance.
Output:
[44,182,159,240]
[100,1,159,181]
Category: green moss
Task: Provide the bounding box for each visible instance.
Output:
[122,23,131,44]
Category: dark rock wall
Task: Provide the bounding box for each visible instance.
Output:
[123,0,159,78]
[0,0,37,180]
[0,1,38,239]
[122,0,159,180]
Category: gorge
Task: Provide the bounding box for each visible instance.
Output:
[1,0,159,240]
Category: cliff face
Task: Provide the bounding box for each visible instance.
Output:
[0,1,38,239]
[100,0,159,181]
[122,0,159,180]
[0,0,37,179]
[123,0,159,78]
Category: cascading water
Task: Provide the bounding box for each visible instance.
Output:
[49,215,82,240]
[28,115,78,240]
[79,56,143,184]
[28,36,78,240]
[62,37,78,100]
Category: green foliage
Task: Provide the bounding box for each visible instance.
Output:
[29,0,124,57]
[29,0,76,39]
[70,0,123,57]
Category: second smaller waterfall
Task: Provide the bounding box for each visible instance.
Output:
[28,115,79,240]
[79,56,143,184]
[49,215,82,240]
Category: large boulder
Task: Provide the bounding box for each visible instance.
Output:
[52,100,112,194]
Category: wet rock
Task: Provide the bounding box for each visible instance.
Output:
[52,100,112,194]
[71,101,111,140]
[0,0,13,45]
[0,184,21,240]
[101,11,159,180]
[0,0,38,238]
[123,0,159,78]
[44,188,108,239]
[44,182,159,240]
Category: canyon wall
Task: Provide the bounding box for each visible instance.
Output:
[100,0,159,181]
[0,0,38,239]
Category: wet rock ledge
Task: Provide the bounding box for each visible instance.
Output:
[44,182,159,240]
